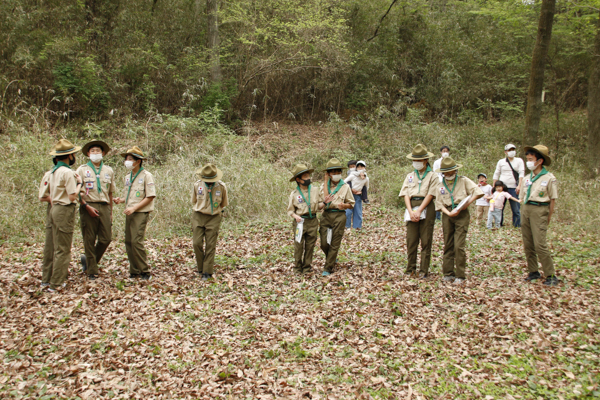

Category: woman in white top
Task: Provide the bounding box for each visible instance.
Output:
[492,144,524,228]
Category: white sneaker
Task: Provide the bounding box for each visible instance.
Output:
[40,282,50,289]
[442,276,455,283]
[453,278,466,285]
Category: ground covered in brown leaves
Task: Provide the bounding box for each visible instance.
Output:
[1,206,599,399]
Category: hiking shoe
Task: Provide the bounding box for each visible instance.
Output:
[130,273,140,279]
[81,255,87,273]
[442,276,455,282]
[453,278,466,285]
[40,282,50,289]
[88,274,97,281]
[140,273,151,281]
[543,275,559,286]
[201,273,213,281]
[322,271,331,277]
[524,271,541,282]
[364,199,370,204]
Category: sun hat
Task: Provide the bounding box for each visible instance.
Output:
[120,146,147,160]
[434,157,463,173]
[290,164,314,182]
[196,163,223,182]
[523,144,552,166]
[406,144,434,160]
[323,158,346,171]
[82,140,111,156]
[49,139,81,156]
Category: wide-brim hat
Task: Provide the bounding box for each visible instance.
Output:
[434,157,463,173]
[323,158,347,171]
[290,164,314,182]
[120,146,147,160]
[82,140,111,156]
[49,139,81,156]
[523,144,552,166]
[196,163,223,182]
[406,144,434,160]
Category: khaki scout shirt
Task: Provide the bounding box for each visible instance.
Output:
[76,163,116,203]
[399,168,438,199]
[123,169,156,212]
[191,180,229,215]
[434,176,483,210]
[49,166,78,205]
[320,180,355,211]
[519,169,558,204]
[287,185,322,217]
[39,170,52,199]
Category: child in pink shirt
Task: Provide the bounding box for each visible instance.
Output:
[486,181,520,229]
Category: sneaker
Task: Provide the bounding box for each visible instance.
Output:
[40,282,50,289]
[322,271,331,277]
[201,273,213,281]
[140,273,151,281]
[81,255,87,273]
[418,272,429,280]
[364,199,370,204]
[524,271,541,282]
[543,275,559,286]
[88,274,97,281]
[442,276,455,283]
[130,273,140,279]
[453,278,466,285]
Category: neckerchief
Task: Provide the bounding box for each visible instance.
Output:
[325,179,344,210]
[414,165,432,194]
[87,161,103,193]
[51,161,70,174]
[125,167,144,205]
[442,176,459,209]
[297,184,312,218]
[525,167,548,204]
[205,182,217,214]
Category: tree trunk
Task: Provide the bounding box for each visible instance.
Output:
[207,0,222,84]
[524,0,556,146]
[588,11,600,176]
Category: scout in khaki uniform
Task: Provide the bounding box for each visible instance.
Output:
[46,139,84,293]
[76,141,116,280]
[191,163,229,281]
[399,144,438,279]
[319,158,355,276]
[287,164,324,274]
[113,147,156,280]
[434,157,483,284]
[38,158,56,289]
[520,145,559,286]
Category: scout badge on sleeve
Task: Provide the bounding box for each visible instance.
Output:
[327,228,333,245]
[295,220,304,243]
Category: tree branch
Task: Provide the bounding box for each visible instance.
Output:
[367,0,399,42]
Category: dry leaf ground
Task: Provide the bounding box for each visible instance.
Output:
[1,206,599,399]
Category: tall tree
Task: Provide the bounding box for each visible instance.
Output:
[589,10,600,176]
[207,0,222,83]
[524,0,556,145]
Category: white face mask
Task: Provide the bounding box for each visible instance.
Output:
[90,153,103,163]
[412,161,425,170]
[526,160,538,171]
[349,168,356,172]
[507,150,516,158]
[125,160,135,170]
[441,152,449,158]
[444,173,456,181]
[331,174,342,182]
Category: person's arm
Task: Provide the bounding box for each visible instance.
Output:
[67,173,83,203]
[287,192,302,222]
[548,199,555,224]
[492,160,501,186]
[125,196,155,215]
[40,196,51,203]
[337,186,355,210]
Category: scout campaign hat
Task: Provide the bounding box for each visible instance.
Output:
[120,146,147,160]
[406,144,434,160]
[523,144,552,167]
[196,163,223,182]
[49,139,81,156]
[82,140,111,156]
[290,164,314,182]
[434,157,463,173]
[323,158,346,171]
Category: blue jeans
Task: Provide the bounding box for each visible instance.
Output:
[500,188,521,227]
[345,194,363,229]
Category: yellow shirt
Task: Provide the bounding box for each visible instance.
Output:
[287,185,322,217]
[123,169,156,212]
[319,180,355,211]
[399,168,438,199]
[49,166,78,205]
[520,169,558,204]
[76,163,116,203]
[434,176,484,209]
[39,170,52,199]
[191,180,229,215]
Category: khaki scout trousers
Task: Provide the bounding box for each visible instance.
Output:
[406,199,436,274]
[319,211,347,273]
[521,204,555,277]
[80,203,112,276]
[476,205,489,223]
[42,204,53,284]
[49,204,76,290]
[192,212,222,275]
[125,212,150,275]
[293,217,319,273]
[442,208,471,279]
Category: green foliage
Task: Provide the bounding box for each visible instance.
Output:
[52,57,109,113]
[200,78,238,112]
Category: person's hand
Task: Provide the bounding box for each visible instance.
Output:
[449,208,460,218]
[324,194,334,203]
[411,210,420,222]
[113,197,122,204]
[86,205,100,218]
[124,206,136,215]
[516,187,521,195]
[294,215,302,223]
[360,172,366,179]
[336,203,347,210]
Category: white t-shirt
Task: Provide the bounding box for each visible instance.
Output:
[344,170,370,192]
[433,157,444,182]
[492,157,525,188]
[475,184,493,206]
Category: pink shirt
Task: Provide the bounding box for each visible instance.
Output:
[490,191,512,210]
